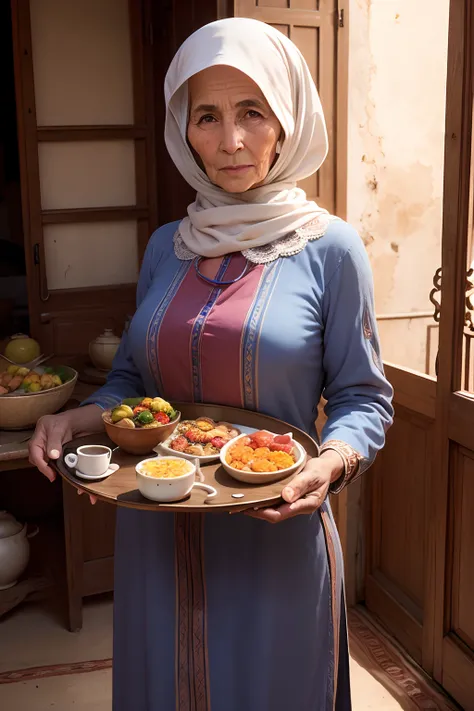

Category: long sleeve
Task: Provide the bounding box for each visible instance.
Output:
[81,233,159,411]
[320,236,394,493]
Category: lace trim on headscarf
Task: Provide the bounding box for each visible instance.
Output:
[173,215,336,265]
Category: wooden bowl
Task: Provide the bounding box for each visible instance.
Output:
[0,366,78,430]
[102,410,181,455]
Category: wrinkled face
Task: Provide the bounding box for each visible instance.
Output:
[187,65,282,193]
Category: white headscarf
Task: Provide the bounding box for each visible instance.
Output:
[165,18,329,259]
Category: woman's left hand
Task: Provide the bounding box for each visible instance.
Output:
[245,450,344,524]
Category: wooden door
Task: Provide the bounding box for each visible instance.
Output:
[150,0,231,225]
[234,0,338,213]
[365,2,474,708]
[429,2,474,705]
[11,0,157,357]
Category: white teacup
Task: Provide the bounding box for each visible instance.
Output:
[64,445,112,477]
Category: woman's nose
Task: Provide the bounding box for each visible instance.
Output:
[220,122,244,154]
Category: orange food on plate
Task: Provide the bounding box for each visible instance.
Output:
[226,431,297,473]
[250,459,278,473]
[253,447,271,459]
[229,460,245,470]
[268,451,295,469]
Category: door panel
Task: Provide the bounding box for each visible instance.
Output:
[234,0,336,212]
[11,0,156,354]
[366,380,434,665]
[451,448,474,650]
[378,408,427,610]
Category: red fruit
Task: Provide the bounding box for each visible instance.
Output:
[269,441,294,455]
[274,434,292,445]
[210,437,226,450]
[170,436,188,452]
[133,405,148,415]
[154,411,170,424]
[250,431,274,449]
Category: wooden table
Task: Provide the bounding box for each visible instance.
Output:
[0,381,116,631]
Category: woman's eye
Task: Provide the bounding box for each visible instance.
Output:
[246,110,262,119]
[198,114,216,124]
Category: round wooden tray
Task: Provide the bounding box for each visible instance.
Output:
[52,403,319,513]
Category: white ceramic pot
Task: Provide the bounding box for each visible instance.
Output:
[136,457,217,503]
[0,511,38,590]
[89,329,121,371]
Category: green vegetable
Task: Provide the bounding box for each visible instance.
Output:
[122,397,144,408]
[136,410,154,425]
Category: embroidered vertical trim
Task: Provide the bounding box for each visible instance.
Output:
[188,514,211,710]
[190,257,231,402]
[363,304,384,374]
[240,260,283,410]
[320,509,340,711]
[175,514,210,711]
[362,305,373,340]
[147,261,191,396]
[175,514,191,711]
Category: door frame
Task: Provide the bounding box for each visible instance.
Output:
[427,0,473,696]
[363,0,473,704]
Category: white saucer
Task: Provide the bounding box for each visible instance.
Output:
[73,463,119,481]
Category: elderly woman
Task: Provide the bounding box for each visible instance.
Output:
[29,18,393,711]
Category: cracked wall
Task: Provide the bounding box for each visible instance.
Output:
[347,0,450,373]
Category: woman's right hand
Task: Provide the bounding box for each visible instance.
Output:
[28,404,105,483]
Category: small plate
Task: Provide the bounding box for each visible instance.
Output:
[157,423,250,463]
[72,463,120,481]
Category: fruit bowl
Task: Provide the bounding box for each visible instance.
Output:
[102,409,181,455]
[0,365,78,430]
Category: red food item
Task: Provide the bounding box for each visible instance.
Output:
[210,436,226,450]
[185,427,212,444]
[133,405,148,415]
[274,434,292,445]
[154,411,170,424]
[170,435,188,452]
[269,441,294,455]
[249,431,275,449]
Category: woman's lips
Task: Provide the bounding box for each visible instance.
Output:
[220,165,253,173]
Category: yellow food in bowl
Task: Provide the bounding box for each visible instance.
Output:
[139,459,192,479]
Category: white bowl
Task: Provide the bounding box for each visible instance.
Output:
[136,457,196,502]
[219,431,306,484]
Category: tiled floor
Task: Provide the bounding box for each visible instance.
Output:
[0,597,458,710]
